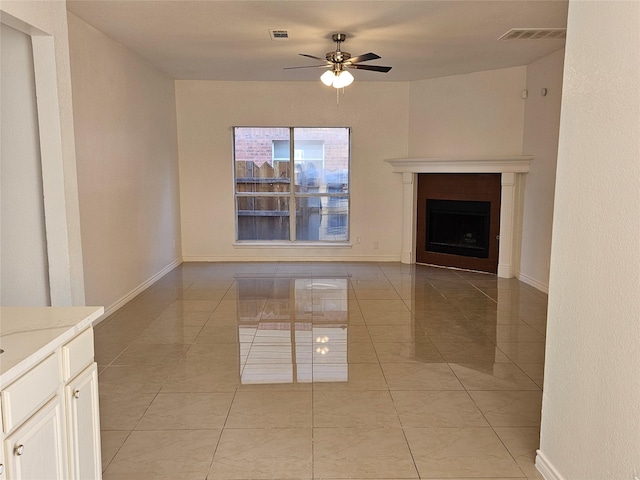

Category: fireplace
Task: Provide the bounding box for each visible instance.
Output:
[416,173,501,273]
[384,155,532,278]
[426,199,491,259]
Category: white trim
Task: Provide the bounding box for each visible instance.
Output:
[497,172,517,278]
[92,258,182,326]
[32,35,74,305]
[400,172,416,264]
[535,449,565,480]
[518,272,549,294]
[385,155,533,278]
[1,11,86,305]
[385,155,533,173]
[183,255,400,263]
[233,241,352,248]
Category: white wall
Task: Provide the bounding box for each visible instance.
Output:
[408,66,527,157]
[175,81,409,261]
[537,1,640,478]
[0,0,85,305]
[519,49,565,293]
[0,24,50,306]
[67,13,181,313]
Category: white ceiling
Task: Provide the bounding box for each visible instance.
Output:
[66,0,568,82]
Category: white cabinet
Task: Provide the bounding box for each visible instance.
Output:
[1,319,102,480]
[65,363,101,480]
[3,397,67,480]
[0,432,5,478]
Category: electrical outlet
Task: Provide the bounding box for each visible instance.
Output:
[373,241,379,250]
[356,237,361,244]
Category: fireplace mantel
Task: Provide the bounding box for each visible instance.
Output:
[385,155,533,278]
[385,156,533,174]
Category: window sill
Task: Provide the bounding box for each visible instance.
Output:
[233,241,352,248]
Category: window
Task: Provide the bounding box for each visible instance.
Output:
[234,127,350,242]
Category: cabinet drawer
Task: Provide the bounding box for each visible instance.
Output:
[2,353,60,433]
[62,328,94,382]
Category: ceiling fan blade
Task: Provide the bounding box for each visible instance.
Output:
[283,65,329,70]
[299,53,326,61]
[350,64,392,73]
[347,52,381,64]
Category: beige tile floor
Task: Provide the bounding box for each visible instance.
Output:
[95,262,547,480]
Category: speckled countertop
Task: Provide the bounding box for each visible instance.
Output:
[0,306,104,387]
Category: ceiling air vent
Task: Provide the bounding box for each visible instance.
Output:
[269,29,290,41]
[498,28,566,41]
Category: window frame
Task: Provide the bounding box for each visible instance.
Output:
[233,126,351,245]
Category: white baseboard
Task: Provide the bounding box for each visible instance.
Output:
[535,449,564,480]
[93,257,182,326]
[182,255,401,263]
[518,272,549,294]
[400,250,413,264]
[497,263,513,278]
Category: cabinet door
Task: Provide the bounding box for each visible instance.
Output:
[0,438,5,478]
[66,363,102,480]
[4,396,67,480]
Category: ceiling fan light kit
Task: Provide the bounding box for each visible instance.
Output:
[285,33,391,91]
[321,69,354,88]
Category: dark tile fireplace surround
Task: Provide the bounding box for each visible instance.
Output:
[417,173,501,274]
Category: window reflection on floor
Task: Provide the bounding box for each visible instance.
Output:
[237,278,349,384]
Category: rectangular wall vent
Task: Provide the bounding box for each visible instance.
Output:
[498,28,566,41]
[269,29,290,40]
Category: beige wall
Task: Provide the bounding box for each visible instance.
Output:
[175,80,409,261]
[1,24,50,306]
[538,1,640,478]
[408,66,527,157]
[520,49,565,293]
[175,69,533,263]
[68,13,181,313]
[0,0,85,305]
[408,62,566,291]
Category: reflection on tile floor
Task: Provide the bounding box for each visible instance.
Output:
[96,262,547,479]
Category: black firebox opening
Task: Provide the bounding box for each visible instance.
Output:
[426,199,491,259]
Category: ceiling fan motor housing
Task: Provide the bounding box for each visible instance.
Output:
[326,51,351,63]
[327,33,350,64]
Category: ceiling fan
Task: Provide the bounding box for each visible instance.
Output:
[285,33,392,88]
